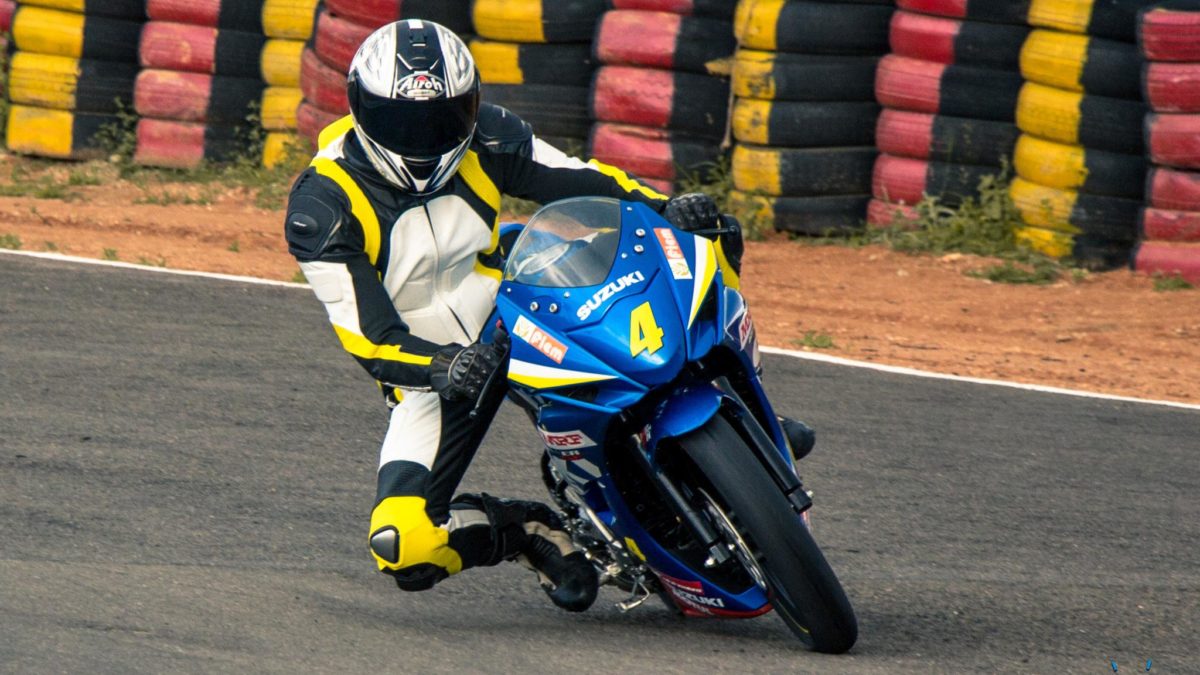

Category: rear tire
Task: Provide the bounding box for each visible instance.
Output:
[678,414,857,652]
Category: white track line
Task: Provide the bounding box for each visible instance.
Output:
[6,248,1198,412]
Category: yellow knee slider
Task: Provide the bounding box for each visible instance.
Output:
[368,496,463,575]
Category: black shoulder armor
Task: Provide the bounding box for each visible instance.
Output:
[474,103,533,157]
[284,168,357,260]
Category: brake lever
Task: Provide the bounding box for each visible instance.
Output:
[468,339,510,420]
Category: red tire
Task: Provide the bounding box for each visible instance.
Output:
[135,69,265,124]
[300,47,349,115]
[591,65,729,140]
[595,10,734,74]
[889,10,1029,69]
[875,54,1022,122]
[323,0,472,35]
[314,9,374,73]
[1141,207,1200,242]
[1133,241,1200,282]
[146,0,266,32]
[867,198,919,227]
[875,109,1018,166]
[1147,167,1200,211]
[1146,113,1200,170]
[588,122,720,182]
[895,0,1030,24]
[1139,1,1200,62]
[139,22,267,79]
[612,0,738,18]
[1143,62,1200,113]
[134,118,242,169]
[297,99,344,146]
[872,153,998,206]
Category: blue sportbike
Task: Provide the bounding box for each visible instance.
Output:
[490,196,857,652]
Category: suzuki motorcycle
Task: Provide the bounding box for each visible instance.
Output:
[489,196,857,652]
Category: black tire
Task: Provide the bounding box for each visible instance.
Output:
[483,83,591,138]
[732,50,879,102]
[732,99,879,147]
[735,0,893,54]
[677,414,857,652]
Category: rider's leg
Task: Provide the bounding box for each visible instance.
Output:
[367,385,597,610]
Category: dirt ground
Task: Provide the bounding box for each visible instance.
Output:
[2,157,1197,404]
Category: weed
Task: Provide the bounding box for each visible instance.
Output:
[794,330,836,349]
[228,240,240,253]
[137,255,167,267]
[966,260,1060,285]
[43,241,57,251]
[67,168,103,186]
[134,191,212,206]
[0,233,21,249]
[102,248,119,261]
[291,270,307,284]
[1153,273,1194,292]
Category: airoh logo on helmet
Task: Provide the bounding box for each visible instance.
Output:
[395,71,447,100]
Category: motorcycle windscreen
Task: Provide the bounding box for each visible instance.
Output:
[504,196,621,288]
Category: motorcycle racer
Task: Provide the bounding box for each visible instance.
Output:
[283,19,810,611]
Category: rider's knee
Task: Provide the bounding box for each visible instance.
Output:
[368,496,462,588]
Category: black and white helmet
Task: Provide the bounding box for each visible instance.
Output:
[347,20,480,194]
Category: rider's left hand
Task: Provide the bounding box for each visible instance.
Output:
[663,193,720,234]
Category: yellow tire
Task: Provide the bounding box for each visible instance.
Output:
[1014,225,1076,258]
[7,51,137,113]
[1019,28,1141,99]
[1010,177,1080,232]
[261,39,304,88]
[262,0,319,40]
[263,131,301,168]
[1016,81,1084,146]
[5,104,115,160]
[1026,0,1093,35]
[1016,81,1146,154]
[472,0,607,44]
[261,86,303,131]
[1014,133,1147,198]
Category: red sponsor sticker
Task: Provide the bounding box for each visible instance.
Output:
[512,315,568,364]
[654,228,693,280]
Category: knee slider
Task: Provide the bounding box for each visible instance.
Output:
[368,496,463,577]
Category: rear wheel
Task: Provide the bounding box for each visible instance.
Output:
[677,414,857,652]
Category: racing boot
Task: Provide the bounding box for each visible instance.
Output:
[517,503,599,613]
[779,416,816,462]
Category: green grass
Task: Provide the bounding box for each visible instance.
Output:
[137,255,167,267]
[794,331,836,350]
[43,241,58,251]
[1153,273,1194,292]
[134,190,213,206]
[291,270,307,284]
[966,260,1061,285]
[102,248,119,261]
[227,240,240,253]
[0,233,21,250]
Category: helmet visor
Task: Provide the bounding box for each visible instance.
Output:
[351,80,479,157]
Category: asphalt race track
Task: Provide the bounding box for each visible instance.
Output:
[2,254,1198,674]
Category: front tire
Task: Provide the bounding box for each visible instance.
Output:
[678,414,858,652]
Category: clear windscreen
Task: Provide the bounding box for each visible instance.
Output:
[504,197,622,288]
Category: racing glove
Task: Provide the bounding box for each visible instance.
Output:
[429,341,504,401]
[663,192,720,233]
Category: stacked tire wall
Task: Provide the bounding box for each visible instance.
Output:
[588,0,738,195]
[473,0,601,153]
[1010,0,1156,269]
[732,0,894,236]
[5,1,146,160]
[1133,0,1200,282]
[870,1,1028,228]
[136,0,316,169]
[301,1,472,147]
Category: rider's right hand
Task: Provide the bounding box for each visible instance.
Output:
[429,341,504,401]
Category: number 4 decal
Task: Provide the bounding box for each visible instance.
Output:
[630,301,665,357]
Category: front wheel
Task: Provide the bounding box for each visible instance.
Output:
[678,415,858,652]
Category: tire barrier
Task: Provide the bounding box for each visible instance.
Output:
[297,100,341,146]
[1143,62,1200,112]
[312,9,373,74]
[731,192,873,235]
[589,123,721,184]
[591,65,729,141]
[734,0,893,53]
[1027,0,1160,42]
[894,0,1032,24]
[1019,28,1141,99]
[1015,81,1147,154]
[473,0,607,43]
[132,2,311,169]
[1147,167,1200,211]
[613,0,740,19]
[1145,114,1200,171]
[1140,207,1200,241]
[889,10,1030,69]
[1138,0,1200,62]
[866,197,919,227]
[1011,177,1141,241]
[6,2,146,160]
[301,46,349,116]
[470,39,594,86]
[876,109,1020,165]
[731,98,879,147]
[1015,223,1136,267]
[323,0,472,36]
[485,83,592,138]
[5,104,118,159]
[872,154,998,206]
[1133,241,1200,282]
[876,55,1024,122]
[731,50,879,101]
[8,52,137,114]
[1014,133,1146,198]
[595,10,735,74]
[731,144,876,197]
